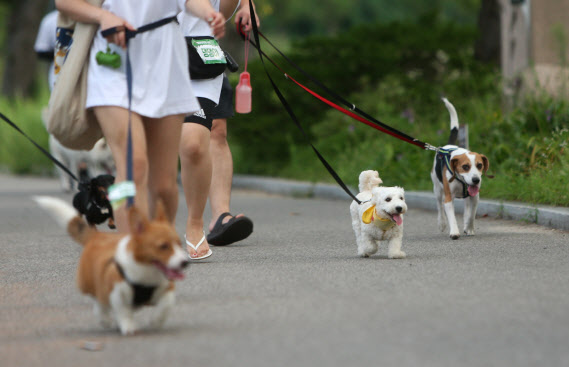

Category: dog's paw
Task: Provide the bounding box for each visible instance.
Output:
[388,250,406,259]
[118,319,138,336]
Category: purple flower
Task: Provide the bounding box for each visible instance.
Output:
[400,108,415,124]
[546,109,553,122]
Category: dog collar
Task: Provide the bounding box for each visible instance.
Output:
[114,260,157,308]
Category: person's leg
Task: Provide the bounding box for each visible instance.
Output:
[179,122,212,258]
[143,114,184,223]
[207,118,244,231]
[93,106,149,232]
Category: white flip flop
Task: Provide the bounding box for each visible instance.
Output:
[185,232,213,260]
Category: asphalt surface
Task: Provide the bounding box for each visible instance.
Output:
[1,174,568,367]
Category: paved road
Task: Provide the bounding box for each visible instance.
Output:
[1,174,568,367]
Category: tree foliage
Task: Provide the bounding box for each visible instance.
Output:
[255,0,480,37]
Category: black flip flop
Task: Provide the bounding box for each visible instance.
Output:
[207,212,253,246]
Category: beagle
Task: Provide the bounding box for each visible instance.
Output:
[430,98,490,239]
[34,196,189,335]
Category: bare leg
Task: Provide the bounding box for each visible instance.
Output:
[93,106,149,232]
[179,123,212,258]
[208,118,244,231]
[144,114,184,223]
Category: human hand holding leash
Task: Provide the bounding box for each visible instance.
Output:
[235,0,260,32]
[99,10,136,49]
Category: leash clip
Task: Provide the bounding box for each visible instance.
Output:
[425,143,440,152]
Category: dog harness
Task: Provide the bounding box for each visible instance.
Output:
[114,261,158,308]
[435,147,470,198]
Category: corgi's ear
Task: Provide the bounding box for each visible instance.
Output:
[128,206,149,234]
[362,205,376,224]
[154,199,169,222]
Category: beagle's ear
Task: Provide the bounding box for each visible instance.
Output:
[449,157,460,182]
[481,155,490,174]
[481,155,495,178]
[362,205,376,224]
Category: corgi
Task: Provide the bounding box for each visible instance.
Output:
[33,196,189,335]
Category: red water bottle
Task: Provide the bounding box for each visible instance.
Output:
[236,30,252,114]
[235,71,252,114]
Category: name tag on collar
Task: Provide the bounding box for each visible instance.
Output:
[191,38,226,65]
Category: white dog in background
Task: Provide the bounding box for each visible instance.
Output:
[49,136,115,192]
[350,170,407,258]
[42,108,115,191]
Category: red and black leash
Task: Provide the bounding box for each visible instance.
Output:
[243,2,438,204]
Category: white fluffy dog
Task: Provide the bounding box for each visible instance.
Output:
[42,108,115,192]
[350,170,407,258]
[50,136,115,191]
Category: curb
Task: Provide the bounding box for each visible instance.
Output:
[233,175,569,231]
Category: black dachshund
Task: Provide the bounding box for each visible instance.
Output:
[73,174,116,229]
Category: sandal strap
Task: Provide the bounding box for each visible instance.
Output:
[185,231,206,251]
[213,212,233,228]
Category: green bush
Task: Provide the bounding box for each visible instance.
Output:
[230,17,495,177]
[229,19,569,206]
[0,92,51,175]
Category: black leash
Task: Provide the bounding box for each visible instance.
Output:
[239,21,438,152]
[245,2,362,204]
[0,111,116,226]
[0,112,79,182]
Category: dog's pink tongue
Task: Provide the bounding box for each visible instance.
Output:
[165,268,185,281]
[154,261,185,281]
[392,214,403,226]
[468,185,480,197]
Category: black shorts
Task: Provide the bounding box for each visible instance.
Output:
[184,75,234,130]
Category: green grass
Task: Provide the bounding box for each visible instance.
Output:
[0,89,51,175]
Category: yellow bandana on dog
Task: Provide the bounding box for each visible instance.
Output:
[362,205,396,231]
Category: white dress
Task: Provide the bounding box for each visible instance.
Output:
[86,0,200,118]
[177,0,223,104]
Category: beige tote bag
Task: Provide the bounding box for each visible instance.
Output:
[47,0,103,150]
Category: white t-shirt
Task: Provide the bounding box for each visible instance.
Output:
[34,10,58,91]
[177,0,223,104]
[86,0,200,118]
